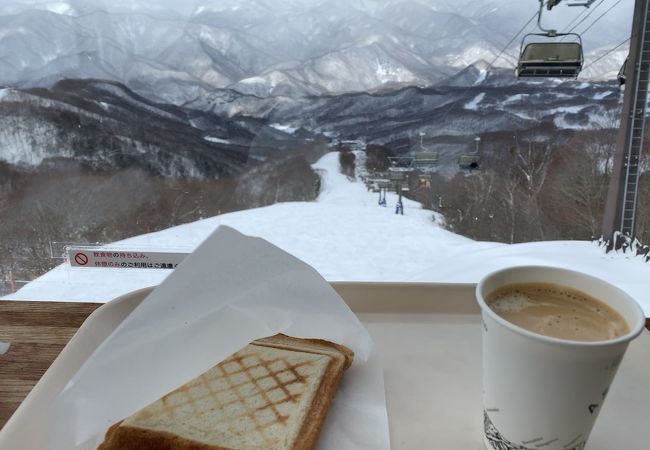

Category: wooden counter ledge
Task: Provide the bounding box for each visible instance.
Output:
[0,301,648,430]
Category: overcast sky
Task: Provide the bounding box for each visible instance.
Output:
[3,0,634,18]
[2,0,635,42]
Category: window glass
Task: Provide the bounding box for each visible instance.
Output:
[0,1,647,306]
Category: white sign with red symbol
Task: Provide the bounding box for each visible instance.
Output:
[74,252,89,266]
[67,248,188,269]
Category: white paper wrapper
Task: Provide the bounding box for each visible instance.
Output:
[45,226,390,450]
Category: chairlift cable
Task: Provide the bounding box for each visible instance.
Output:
[485,1,557,70]
[578,0,623,36]
[560,0,596,34]
[581,36,631,71]
[560,0,606,39]
[435,8,542,167]
[488,10,540,69]
[438,9,539,117]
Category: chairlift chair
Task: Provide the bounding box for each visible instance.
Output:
[516,0,584,79]
[388,156,414,171]
[413,151,439,169]
[458,154,481,171]
[517,34,584,78]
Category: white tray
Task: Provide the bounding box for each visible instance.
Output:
[2,283,649,449]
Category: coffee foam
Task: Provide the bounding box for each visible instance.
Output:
[487,293,535,314]
[486,283,630,342]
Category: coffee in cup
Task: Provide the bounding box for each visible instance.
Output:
[477,267,645,450]
[486,282,630,342]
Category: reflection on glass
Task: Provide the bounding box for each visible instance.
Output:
[0,1,646,300]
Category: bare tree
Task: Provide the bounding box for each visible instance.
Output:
[497,175,522,244]
[512,139,554,240]
[548,149,608,238]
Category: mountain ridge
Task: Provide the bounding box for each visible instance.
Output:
[0,74,622,180]
[0,78,315,176]
[0,1,631,103]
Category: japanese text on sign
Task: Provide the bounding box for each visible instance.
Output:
[67,248,188,270]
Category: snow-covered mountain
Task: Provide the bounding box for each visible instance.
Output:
[230,38,438,98]
[0,79,320,176]
[0,1,631,178]
[196,73,623,159]
[581,48,629,80]
[0,0,632,103]
[0,73,622,177]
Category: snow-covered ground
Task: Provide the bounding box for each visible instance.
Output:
[269,123,299,134]
[203,136,230,144]
[464,92,485,110]
[4,152,650,315]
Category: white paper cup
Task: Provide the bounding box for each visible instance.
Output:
[476,266,645,450]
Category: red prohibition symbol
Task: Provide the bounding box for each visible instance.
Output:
[74,252,89,266]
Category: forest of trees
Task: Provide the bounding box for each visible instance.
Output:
[383,127,650,246]
[0,142,326,294]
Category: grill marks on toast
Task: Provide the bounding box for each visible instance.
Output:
[198,352,315,445]
[99,334,353,450]
[128,346,329,448]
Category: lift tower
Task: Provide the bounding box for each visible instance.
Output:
[602,0,650,249]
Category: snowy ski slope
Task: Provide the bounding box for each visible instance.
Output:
[4,152,649,315]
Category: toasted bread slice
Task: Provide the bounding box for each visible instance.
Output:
[98,334,353,450]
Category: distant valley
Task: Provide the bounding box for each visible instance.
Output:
[0,72,623,178]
